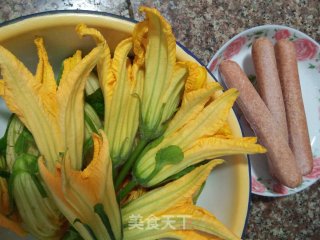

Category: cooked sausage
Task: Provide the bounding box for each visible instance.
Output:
[252,38,288,141]
[219,60,302,188]
[275,39,313,175]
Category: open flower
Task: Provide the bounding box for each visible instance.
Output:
[134,84,266,187]
[39,131,122,240]
[0,37,104,171]
[123,161,240,239]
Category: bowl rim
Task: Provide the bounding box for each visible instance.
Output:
[0,9,252,238]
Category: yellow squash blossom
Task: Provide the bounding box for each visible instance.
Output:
[134,86,266,187]
[5,116,64,239]
[77,24,143,166]
[123,160,240,240]
[0,37,104,171]
[39,131,122,240]
[134,7,188,141]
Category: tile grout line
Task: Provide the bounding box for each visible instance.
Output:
[126,0,134,19]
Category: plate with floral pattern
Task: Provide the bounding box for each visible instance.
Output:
[207,25,320,197]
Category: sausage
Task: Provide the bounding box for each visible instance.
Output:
[219,60,302,188]
[275,39,313,175]
[252,38,289,141]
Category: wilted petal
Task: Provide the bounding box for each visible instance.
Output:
[0,43,62,171]
[183,61,207,94]
[39,131,121,240]
[76,24,114,101]
[57,44,104,170]
[34,38,58,119]
[132,20,148,66]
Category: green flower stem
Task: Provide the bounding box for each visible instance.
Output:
[118,179,138,202]
[115,139,148,190]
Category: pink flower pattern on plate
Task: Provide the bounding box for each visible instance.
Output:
[304,157,320,179]
[272,182,289,194]
[293,38,317,61]
[274,29,291,41]
[251,177,266,193]
[223,36,246,59]
[209,57,219,72]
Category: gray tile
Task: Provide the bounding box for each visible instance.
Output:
[130,0,319,65]
[0,0,130,23]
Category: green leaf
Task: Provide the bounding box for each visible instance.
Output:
[85,88,105,119]
[94,203,116,240]
[155,145,184,167]
[138,145,184,185]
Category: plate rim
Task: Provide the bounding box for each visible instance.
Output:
[207,24,320,68]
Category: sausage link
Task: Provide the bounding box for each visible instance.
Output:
[252,38,288,140]
[275,39,313,175]
[219,60,302,188]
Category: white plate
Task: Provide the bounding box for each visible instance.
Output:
[208,25,320,197]
[0,11,250,238]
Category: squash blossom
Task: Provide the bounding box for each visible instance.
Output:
[39,131,122,240]
[5,116,64,239]
[0,37,104,171]
[134,7,188,141]
[76,24,143,166]
[123,160,240,240]
[134,69,266,187]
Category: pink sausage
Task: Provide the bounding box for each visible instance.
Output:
[252,37,288,141]
[219,60,302,188]
[275,39,313,175]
